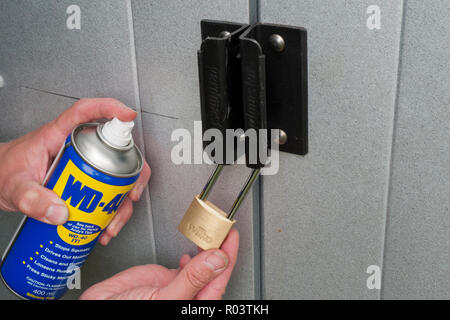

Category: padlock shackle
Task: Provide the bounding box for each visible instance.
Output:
[199,165,260,220]
[227,168,260,220]
[199,164,224,200]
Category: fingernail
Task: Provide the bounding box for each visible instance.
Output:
[109,220,124,237]
[101,233,112,246]
[45,204,69,225]
[205,251,228,272]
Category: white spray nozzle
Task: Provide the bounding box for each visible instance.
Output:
[102,117,134,147]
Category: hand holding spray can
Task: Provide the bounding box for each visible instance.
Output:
[0,118,143,300]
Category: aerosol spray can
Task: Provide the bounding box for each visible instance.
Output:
[0,118,144,300]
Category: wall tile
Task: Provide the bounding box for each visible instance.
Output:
[260,0,404,299]
[382,0,450,299]
[0,0,137,107]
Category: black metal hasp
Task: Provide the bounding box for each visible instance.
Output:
[197,20,308,167]
[198,20,249,164]
[240,23,308,157]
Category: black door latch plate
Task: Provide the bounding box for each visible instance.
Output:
[240,23,308,156]
[198,20,308,161]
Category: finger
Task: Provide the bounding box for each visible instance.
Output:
[128,161,151,201]
[108,286,161,300]
[97,162,150,246]
[99,197,133,246]
[79,264,177,300]
[195,229,240,300]
[54,98,136,136]
[45,98,136,154]
[178,254,191,270]
[98,232,112,246]
[12,179,69,225]
[111,264,177,288]
[156,249,229,300]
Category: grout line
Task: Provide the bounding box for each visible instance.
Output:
[249,0,260,24]
[259,175,266,299]
[141,109,179,120]
[126,0,158,264]
[379,0,407,300]
[251,176,262,300]
[21,86,80,100]
[249,0,264,300]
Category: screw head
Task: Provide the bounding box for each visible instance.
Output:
[0,75,4,89]
[279,129,288,145]
[274,129,288,145]
[269,34,285,52]
[219,31,231,38]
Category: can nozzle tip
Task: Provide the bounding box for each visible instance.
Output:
[102,117,134,147]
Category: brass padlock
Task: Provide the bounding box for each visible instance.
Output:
[178,165,260,250]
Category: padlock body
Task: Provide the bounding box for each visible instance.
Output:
[178,195,235,250]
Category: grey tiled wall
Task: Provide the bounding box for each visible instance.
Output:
[0,0,448,300]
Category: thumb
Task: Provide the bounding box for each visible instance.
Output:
[157,250,229,300]
[12,180,69,225]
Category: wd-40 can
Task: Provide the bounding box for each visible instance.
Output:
[0,118,143,300]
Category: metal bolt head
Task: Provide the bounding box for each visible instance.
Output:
[219,31,231,38]
[274,129,288,145]
[278,129,288,145]
[269,34,285,52]
[0,75,4,89]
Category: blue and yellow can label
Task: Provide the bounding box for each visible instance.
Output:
[0,135,138,300]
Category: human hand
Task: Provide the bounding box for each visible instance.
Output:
[80,229,239,300]
[0,98,151,245]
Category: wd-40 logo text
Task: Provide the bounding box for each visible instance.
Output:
[61,174,127,215]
